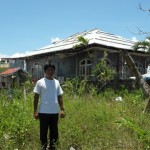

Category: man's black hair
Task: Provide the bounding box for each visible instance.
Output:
[44,64,55,72]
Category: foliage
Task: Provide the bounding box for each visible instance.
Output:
[78,36,89,45]
[0,85,150,149]
[131,36,150,112]
[92,51,116,88]
[62,77,97,99]
[0,67,7,73]
[133,36,150,52]
[0,89,40,150]
[58,89,150,150]
[73,36,89,49]
[74,36,116,90]
[115,117,150,149]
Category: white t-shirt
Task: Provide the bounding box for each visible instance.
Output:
[33,77,63,114]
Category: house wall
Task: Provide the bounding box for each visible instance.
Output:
[57,55,76,78]
[122,55,150,77]
[27,57,46,75]
[0,71,24,89]
[26,54,77,80]
[20,47,150,82]
[77,50,119,72]
[10,59,24,68]
[132,55,147,74]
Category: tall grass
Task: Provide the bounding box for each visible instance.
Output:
[0,89,40,150]
[0,81,150,150]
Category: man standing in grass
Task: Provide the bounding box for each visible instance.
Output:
[33,64,65,150]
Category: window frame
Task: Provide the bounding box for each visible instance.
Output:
[79,58,92,77]
[32,64,43,80]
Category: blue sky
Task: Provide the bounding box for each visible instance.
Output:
[0,0,150,58]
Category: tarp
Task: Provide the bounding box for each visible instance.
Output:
[0,67,21,76]
[130,73,150,80]
[142,73,150,80]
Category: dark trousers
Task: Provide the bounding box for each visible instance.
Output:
[39,113,59,150]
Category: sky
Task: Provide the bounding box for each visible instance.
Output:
[0,0,150,58]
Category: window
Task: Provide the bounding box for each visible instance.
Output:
[32,64,43,80]
[122,62,144,79]
[105,59,111,67]
[79,59,92,77]
[122,64,130,79]
[135,62,144,74]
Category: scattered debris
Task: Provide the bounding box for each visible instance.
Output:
[115,96,123,101]
[70,146,76,150]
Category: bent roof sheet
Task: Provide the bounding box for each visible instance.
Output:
[12,29,136,58]
[0,67,21,76]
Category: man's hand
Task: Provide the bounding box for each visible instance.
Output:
[34,111,39,120]
[60,110,65,118]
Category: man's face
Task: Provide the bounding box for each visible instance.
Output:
[45,67,55,78]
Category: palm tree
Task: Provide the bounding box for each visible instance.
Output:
[133,37,150,52]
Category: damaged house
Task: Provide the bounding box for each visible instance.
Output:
[6,29,150,85]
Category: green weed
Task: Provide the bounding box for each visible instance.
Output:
[0,86,150,150]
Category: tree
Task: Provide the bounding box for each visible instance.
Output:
[133,37,150,51]
[137,3,150,35]
[120,4,150,112]
[75,35,150,112]
[73,36,89,49]
[120,36,150,112]
[92,51,116,89]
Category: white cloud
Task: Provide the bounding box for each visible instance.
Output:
[131,37,138,42]
[51,37,60,43]
[10,52,25,58]
[10,51,33,58]
[0,53,10,59]
[0,51,33,60]
[0,38,61,59]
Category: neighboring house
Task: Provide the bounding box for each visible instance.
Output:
[0,59,9,68]
[0,67,27,88]
[5,29,150,83]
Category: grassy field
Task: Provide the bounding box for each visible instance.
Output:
[0,87,150,150]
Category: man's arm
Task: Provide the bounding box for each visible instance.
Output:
[34,93,39,119]
[58,95,65,118]
[58,95,64,111]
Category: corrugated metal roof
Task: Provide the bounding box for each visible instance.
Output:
[0,67,21,76]
[12,29,136,58]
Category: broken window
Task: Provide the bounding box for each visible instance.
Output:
[79,59,92,77]
[32,64,43,80]
[122,62,144,79]
[135,62,144,75]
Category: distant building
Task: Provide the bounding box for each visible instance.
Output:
[0,67,27,88]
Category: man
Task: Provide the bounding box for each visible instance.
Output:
[33,64,65,150]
